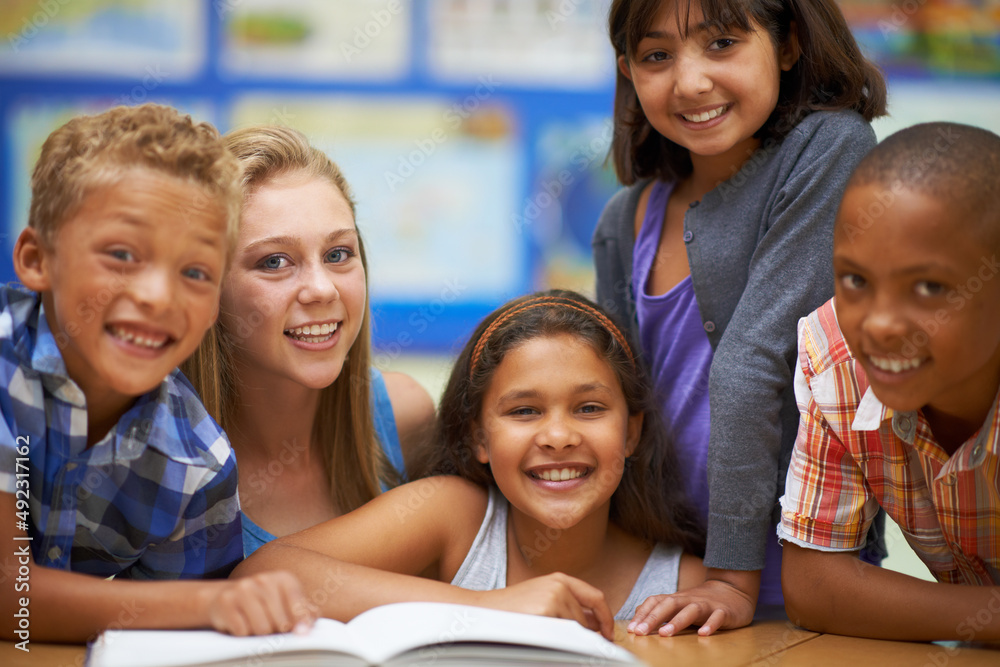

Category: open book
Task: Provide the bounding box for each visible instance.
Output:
[86,601,642,666]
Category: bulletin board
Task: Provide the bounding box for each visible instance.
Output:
[3,0,1000,353]
[0,0,621,354]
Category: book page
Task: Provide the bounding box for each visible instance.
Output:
[88,603,638,666]
[347,601,636,665]
[87,619,362,667]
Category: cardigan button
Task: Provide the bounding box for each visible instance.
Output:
[683,230,694,243]
[704,321,716,333]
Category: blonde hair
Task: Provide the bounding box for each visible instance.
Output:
[28,103,241,251]
[182,125,400,514]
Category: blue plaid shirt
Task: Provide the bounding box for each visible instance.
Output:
[0,286,242,579]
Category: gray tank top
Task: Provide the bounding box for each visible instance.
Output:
[450,487,683,621]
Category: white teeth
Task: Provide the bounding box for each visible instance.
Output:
[869,355,923,373]
[682,105,727,123]
[285,322,338,342]
[110,327,167,349]
[535,468,586,482]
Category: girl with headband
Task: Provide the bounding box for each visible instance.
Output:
[233,289,706,635]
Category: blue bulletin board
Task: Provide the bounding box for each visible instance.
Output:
[4,0,999,355]
[0,0,621,354]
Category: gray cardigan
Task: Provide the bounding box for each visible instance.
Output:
[592,110,876,571]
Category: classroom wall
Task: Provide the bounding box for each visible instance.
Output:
[2,0,999,354]
[0,0,1000,359]
[2,0,998,586]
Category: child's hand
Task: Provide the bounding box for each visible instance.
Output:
[206,571,317,636]
[628,577,756,637]
[479,572,615,639]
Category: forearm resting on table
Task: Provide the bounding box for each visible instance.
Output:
[234,541,615,638]
[783,543,1000,641]
[233,541,481,621]
[2,563,242,643]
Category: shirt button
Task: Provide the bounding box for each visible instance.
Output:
[65,462,77,471]
[972,443,983,458]
[897,416,911,432]
[704,321,716,333]
[683,230,694,242]
[48,546,61,560]
[689,200,700,208]
[941,474,956,486]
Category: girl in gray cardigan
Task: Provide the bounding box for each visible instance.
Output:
[595,0,887,637]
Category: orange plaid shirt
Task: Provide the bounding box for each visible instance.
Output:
[778,299,1000,585]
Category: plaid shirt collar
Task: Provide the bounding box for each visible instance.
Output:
[851,379,999,470]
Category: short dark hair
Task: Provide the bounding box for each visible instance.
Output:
[847,122,1000,242]
[418,289,705,554]
[609,0,887,185]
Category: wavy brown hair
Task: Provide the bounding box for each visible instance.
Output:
[417,289,705,555]
[182,125,400,514]
[609,0,887,185]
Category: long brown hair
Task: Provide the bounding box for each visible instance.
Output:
[418,289,705,555]
[182,125,400,514]
[609,0,888,185]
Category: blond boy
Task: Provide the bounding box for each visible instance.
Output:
[1,104,312,643]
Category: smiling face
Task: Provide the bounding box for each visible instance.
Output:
[220,171,366,393]
[475,333,643,531]
[619,0,796,170]
[834,182,1000,430]
[20,171,227,423]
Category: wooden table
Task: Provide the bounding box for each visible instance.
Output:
[4,620,999,666]
[615,621,1000,666]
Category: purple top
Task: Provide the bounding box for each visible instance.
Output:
[632,180,784,607]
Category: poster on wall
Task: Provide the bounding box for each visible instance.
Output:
[840,0,1000,75]
[427,0,615,88]
[527,117,620,296]
[219,0,411,81]
[0,0,204,79]
[230,94,524,301]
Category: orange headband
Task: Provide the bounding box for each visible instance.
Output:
[469,296,634,378]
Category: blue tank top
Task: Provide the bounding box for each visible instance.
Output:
[632,180,784,607]
[241,368,405,556]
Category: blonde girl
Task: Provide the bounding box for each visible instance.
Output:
[184,126,434,556]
